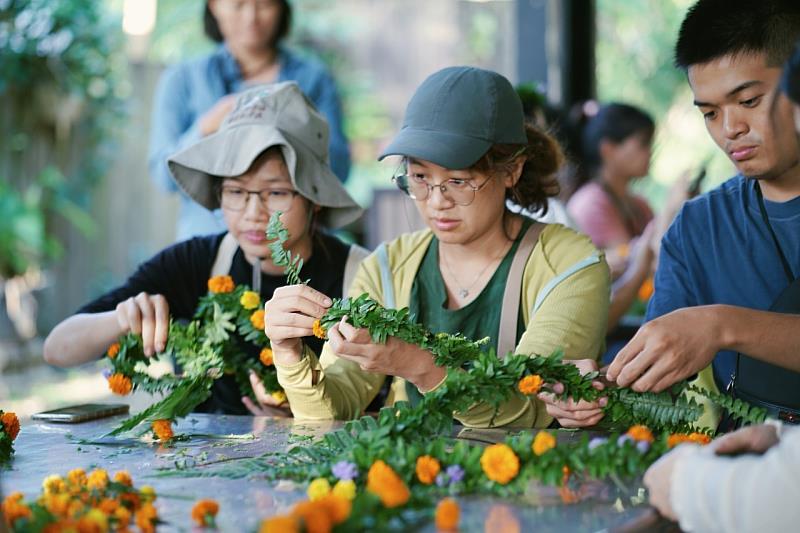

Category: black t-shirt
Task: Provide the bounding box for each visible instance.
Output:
[79,231,352,414]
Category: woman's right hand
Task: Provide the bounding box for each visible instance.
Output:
[115,292,170,357]
[263,285,333,364]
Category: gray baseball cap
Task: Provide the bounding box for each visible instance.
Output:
[379,66,527,169]
[168,82,362,228]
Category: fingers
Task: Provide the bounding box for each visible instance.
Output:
[118,294,170,357]
[241,396,263,416]
[326,323,369,363]
[543,400,605,428]
[336,317,372,343]
[607,332,646,381]
[269,285,332,317]
[248,372,285,407]
[613,345,658,388]
[152,295,169,353]
[538,392,608,411]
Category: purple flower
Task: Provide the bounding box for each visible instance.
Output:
[331,460,358,481]
[588,437,608,451]
[102,369,112,379]
[636,440,651,454]
[435,473,448,487]
[617,435,633,447]
[445,464,465,484]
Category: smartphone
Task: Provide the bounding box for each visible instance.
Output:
[32,403,129,423]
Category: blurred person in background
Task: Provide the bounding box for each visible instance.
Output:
[148,0,350,242]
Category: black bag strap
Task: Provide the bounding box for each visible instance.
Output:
[754,181,795,283]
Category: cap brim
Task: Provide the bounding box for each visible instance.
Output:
[378,127,492,169]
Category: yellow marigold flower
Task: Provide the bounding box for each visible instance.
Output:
[366,460,410,508]
[42,492,70,518]
[2,492,32,526]
[318,494,352,525]
[114,470,133,487]
[485,504,520,533]
[259,516,299,533]
[415,455,441,485]
[140,485,157,503]
[626,425,654,443]
[312,319,326,339]
[271,390,287,404]
[291,500,332,533]
[207,275,235,294]
[332,480,356,501]
[87,468,109,491]
[480,444,520,485]
[307,478,332,501]
[107,373,133,396]
[259,347,274,366]
[43,474,66,494]
[77,508,108,532]
[250,309,266,330]
[135,503,158,533]
[191,499,219,527]
[435,498,460,531]
[240,290,261,310]
[67,468,87,488]
[106,342,120,359]
[1,411,20,440]
[518,374,544,395]
[152,419,174,442]
[532,431,557,456]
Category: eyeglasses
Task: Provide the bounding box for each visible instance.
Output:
[392,173,491,206]
[219,185,299,213]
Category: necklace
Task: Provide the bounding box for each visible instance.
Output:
[440,242,510,299]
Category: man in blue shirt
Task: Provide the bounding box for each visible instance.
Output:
[607,0,800,410]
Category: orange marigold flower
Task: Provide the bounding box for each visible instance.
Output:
[120,490,142,511]
[668,432,712,448]
[415,455,441,485]
[67,468,87,488]
[435,498,460,531]
[250,309,266,330]
[312,319,326,339]
[87,468,109,491]
[366,460,410,508]
[208,275,235,294]
[480,444,520,485]
[98,497,119,515]
[191,499,219,527]
[77,508,108,532]
[42,493,70,518]
[135,503,158,533]
[1,411,20,441]
[626,425,654,443]
[114,505,132,526]
[688,432,712,445]
[108,373,133,396]
[260,348,274,366]
[291,500,332,533]
[317,494,352,525]
[107,342,121,359]
[152,419,174,441]
[260,516,299,533]
[240,291,261,310]
[484,504,520,533]
[518,374,544,395]
[638,276,655,301]
[532,431,557,456]
[114,470,133,487]
[2,492,32,526]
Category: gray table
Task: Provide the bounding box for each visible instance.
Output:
[1,414,673,532]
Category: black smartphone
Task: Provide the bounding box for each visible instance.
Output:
[32,403,129,423]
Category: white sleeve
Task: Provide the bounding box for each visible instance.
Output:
[671,427,800,533]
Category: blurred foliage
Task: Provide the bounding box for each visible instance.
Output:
[596,0,735,209]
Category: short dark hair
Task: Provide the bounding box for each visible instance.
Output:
[782,42,800,104]
[581,103,654,173]
[204,1,292,45]
[675,0,800,70]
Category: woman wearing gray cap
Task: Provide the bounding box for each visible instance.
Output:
[43,82,365,416]
[266,67,611,428]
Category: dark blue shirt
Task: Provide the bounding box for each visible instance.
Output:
[646,175,800,388]
[148,45,351,241]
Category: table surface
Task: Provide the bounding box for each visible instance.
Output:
[1,413,670,532]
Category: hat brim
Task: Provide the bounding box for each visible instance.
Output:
[168,125,362,229]
[378,127,492,169]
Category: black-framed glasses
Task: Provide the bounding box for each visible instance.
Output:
[392,173,491,206]
[219,185,300,213]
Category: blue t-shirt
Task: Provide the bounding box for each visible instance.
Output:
[646,175,800,388]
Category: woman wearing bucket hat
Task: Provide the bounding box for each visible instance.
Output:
[267,67,611,428]
[44,82,365,416]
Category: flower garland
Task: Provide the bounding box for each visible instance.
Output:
[0,410,20,463]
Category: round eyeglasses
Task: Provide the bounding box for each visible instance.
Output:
[392,173,491,206]
[219,185,300,213]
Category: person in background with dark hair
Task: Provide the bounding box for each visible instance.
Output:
[264,67,611,429]
[606,0,800,427]
[148,0,351,242]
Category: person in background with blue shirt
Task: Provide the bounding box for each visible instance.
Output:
[606,0,800,423]
[148,0,351,242]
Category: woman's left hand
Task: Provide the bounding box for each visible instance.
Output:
[327,317,447,392]
[241,371,291,417]
[537,359,607,428]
